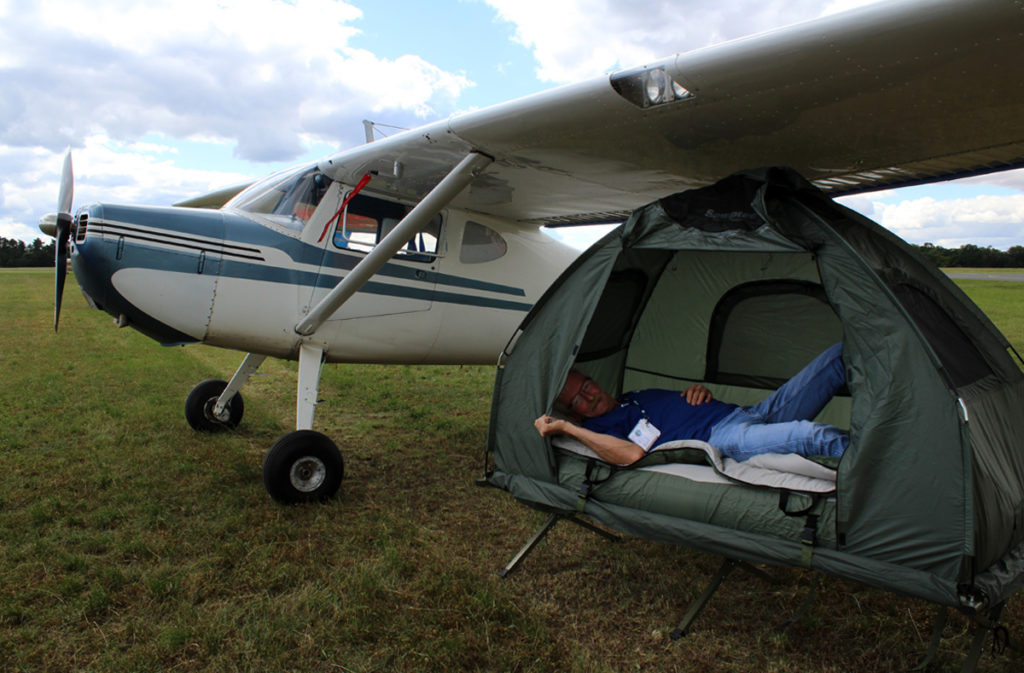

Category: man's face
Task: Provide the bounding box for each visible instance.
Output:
[557,372,618,419]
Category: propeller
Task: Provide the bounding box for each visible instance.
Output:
[54,149,73,331]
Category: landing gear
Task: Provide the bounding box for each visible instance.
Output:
[187,346,344,503]
[185,379,245,431]
[262,430,344,504]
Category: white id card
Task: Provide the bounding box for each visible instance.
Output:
[629,418,661,451]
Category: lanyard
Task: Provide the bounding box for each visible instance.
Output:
[621,394,650,420]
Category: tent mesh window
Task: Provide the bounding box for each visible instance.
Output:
[705,279,843,389]
[892,284,993,388]
[577,269,649,362]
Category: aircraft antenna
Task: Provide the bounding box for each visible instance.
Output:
[362,120,408,144]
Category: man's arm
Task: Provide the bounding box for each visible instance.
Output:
[534,415,644,466]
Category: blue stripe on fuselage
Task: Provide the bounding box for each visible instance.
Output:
[88,204,533,312]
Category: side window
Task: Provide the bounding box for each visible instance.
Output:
[459,221,508,264]
[333,193,442,262]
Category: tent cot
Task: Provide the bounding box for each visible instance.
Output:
[483,168,1024,646]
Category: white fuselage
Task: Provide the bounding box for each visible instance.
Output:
[70,178,579,365]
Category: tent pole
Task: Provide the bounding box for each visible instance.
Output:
[671,558,739,640]
[772,574,820,632]
[498,512,620,578]
[960,601,1011,673]
[670,558,777,640]
[498,514,561,578]
[911,607,948,672]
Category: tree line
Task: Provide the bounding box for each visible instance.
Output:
[1,237,55,267]
[915,243,1024,269]
[1,235,1022,268]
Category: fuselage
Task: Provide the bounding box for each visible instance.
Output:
[67,166,579,364]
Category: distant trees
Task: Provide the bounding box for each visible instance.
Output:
[1,236,1021,268]
[0,237,55,267]
[915,242,1024,269]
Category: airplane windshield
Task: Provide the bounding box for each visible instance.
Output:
[226,163,333,230]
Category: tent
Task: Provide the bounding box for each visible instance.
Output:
[483,168,1024,643]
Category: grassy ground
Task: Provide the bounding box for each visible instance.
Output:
[2,267,1023,672]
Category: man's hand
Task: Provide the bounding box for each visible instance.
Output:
[534,415,571,437]
[682,384,713,405]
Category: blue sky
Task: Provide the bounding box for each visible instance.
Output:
[1,0,1022,250]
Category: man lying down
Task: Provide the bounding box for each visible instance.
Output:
[534,343,849,466]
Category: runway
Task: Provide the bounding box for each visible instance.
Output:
[946,272,1024,282]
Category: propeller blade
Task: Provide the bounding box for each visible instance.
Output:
[58,149,73,214]
[54,214,70,331]
[54,149,73,332]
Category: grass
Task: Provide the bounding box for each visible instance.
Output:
[2,267,1023,672]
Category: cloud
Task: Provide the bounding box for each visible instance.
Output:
[1,0,1018,253]
[0,135,255,240]
[482,0,884,82]
[957,169,1024,193]
[0,0,471,161]
[0,0,477,241]
[870,194,1024,249]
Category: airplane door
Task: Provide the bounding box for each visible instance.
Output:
[306,191,442,322]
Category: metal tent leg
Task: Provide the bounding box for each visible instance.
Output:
[913,601,1016,673]
[498,514,560,578]
[671,558,739,640]
[670,558,776,640]
[961,602,1011,673]
[912,607,949,672]
[772,574,821,633]
[498,513,620,578]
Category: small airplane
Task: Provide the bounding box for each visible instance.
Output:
[41,0,1024,504]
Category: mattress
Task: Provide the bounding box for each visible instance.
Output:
[553,437,838,549]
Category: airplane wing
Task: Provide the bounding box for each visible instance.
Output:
[318,0,1024,226]
[174,182,252,209]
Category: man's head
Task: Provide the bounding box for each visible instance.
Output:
[556,371,618,419]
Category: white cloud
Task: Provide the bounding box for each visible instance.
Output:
[543,223,619,250]
[870,194,1024,249]
[957,170,1024,193]
[0,136,253,241]
[0,0,477,241]
[0,0,472,159]
[1,0,1018,253]
[483,0,884,82]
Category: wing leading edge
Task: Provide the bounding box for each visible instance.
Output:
[319,0,1024,226]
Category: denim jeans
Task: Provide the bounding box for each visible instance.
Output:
[707,343,849,461]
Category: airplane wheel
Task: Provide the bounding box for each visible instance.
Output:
[263,430,343,504]
[185,379,244,431]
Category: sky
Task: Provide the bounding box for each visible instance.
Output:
[1,0,1022,251]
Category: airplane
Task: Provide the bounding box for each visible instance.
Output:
[41,0,1024,505]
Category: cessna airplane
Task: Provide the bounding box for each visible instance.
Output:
[42,0,1024,504]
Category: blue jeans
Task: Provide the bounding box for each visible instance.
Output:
[707,343,849,461]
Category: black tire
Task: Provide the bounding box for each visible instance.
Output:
[185,379,244,431]
[263,430,343,504]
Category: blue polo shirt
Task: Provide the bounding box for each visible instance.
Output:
[582,389,737,450]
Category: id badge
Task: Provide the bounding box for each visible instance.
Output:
[629,418,661,452]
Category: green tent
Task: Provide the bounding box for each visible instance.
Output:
[484,168,1024,628]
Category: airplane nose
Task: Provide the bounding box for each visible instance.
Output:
[68,203,225,346]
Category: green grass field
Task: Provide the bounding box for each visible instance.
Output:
[2,267,1022,672]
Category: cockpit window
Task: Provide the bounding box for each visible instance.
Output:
[226,163,332,230]
[333,193,441,263]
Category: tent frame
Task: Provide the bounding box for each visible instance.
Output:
[499,515,1018,671]
[496,510,620,578]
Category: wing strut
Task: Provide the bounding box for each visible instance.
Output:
[294,151,494,336]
